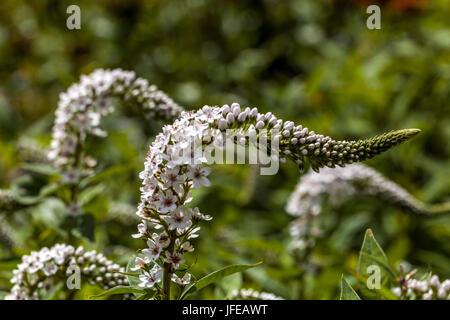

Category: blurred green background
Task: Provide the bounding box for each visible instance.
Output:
[0,0,449,299]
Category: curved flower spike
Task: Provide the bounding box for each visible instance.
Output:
[48,68,183,168]
[286,164,449,251]
[287,163,446,218]
[133,103,419,299]
[289,128,421,172]
[5,244,128,300]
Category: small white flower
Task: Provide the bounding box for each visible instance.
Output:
[430,275,440,288]
[27,260,43,273]
[161,167,186,192]
[156,231,170,248]
[187,227,201,239]
[441,279,450,291]
[39,248,53,262]
[422,290,433,300]
[155,190,178,213]
[130,257,149,271]
[437,287,446,299]
[190,207,212,221]
[42,261,58,276]
[187,166,211,188]
[138,267,162,288]
[142,239,162,261]
[181,241,194,252]
[132,221,148,238]
[164,251,185,269]
[415,281,428,292]
[172,273,191,285]
[164,207,191,231]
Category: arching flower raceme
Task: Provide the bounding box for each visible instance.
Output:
[286,164,448,252]
[133,103,419,299]
[45,68,184,221]
[5,244,128,300]
[48,68,183,168]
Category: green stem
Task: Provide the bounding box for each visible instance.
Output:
[162,230,177,300]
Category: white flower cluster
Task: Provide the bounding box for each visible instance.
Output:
[229,288,284,300]
[392,271,450,300]
[48,68,183,168]
[134,104,419,293]
[5,244,128,300]
[286,164,427,248]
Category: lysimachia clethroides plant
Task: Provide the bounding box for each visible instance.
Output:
[126,102,420,299]
[3,69,422,300]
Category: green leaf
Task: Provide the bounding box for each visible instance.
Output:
[357,229,396,284]
[135,291,156,300]
[340,275,360,300]
[34,198,67,229]
[180,261,262,300]
[355,229,396,299]
[11,180,66,206]
[89,285,145,299]
[22,163,60,176]
[80,163,139,188]
[217,272,242,299]
[114,270,141,278]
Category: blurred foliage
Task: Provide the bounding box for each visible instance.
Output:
[0,0,448,299]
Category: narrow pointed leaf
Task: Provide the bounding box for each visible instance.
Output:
[340,275,360,300]
[180,261,262,300]
[89,285,145,299]
[357,229,396,289]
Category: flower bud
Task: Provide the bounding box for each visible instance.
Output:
[238,111,247,122]
[218,119,228,130]
[256,121,265,129]
[226,113,235,125]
